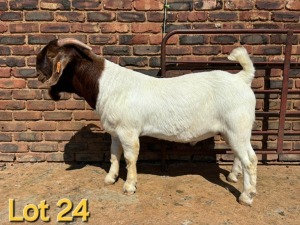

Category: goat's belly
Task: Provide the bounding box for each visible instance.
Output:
[141,127,217,144]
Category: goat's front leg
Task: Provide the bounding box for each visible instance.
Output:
[104,136,123,185]
[118,133,140,195]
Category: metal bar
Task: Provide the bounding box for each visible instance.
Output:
[256,112,280,116]
[254,90,282,94]
[277,30,294,155]
[253,131,278,135]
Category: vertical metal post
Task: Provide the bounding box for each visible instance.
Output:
[277,30,294,155]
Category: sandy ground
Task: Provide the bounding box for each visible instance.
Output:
[0,162,299,225]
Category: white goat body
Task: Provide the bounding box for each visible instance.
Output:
[97,47,257,206]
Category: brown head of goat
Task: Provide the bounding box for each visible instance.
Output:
[36,38,104,109]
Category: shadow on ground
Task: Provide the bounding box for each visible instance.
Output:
[62,124,240,200]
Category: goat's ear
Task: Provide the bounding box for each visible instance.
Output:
[40,52,71,88]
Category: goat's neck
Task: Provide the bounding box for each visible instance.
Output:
[71,58,104,109]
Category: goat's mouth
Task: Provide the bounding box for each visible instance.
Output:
[37,72,49,83]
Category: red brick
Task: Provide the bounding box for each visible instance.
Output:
[13,90,42,100]
[100,23,129,33]
[133,45,160,55]
[0,100,25,110]
[44,132,73,141]
[117,12,145,22]
[9,23,38,33]
[147,12,177,22]
[57,121,85,131]
[40,0,70,10]
[0,78,26,89]
[149,34,178,45]
[9,0,39,10]
[55,12,85,22]
[30,143,58,152]
[89,35,117,45]
[194,0,223,10]
[0,68,11,77]
[0,122,26,132]
[294,100,300,110]
[0,90,11,100]
[0,112,12,121]
[12,68,37,78]
[46,152,74,162]
[56,100,86,110]
[0,46,11,55]
[0,143,28,153]
[211,35,238,44]
[44,112,73,121]
[73,111,100,120]
[120,57,148,67]
[27,121,56,131]
[1,56,25,67]
[193,46,221,55]
[73,0,101,10]
[166,46,192,55]
[16,153,45,162]
[11,46,36,56]
[15,133,43,142]
[133,0,163,11]
[0,154,15,162]
[70,24,100,33]
[209,12,238,21]
[13,111,42,121]
[177,12,207,22]
[271,12,299,22]
[252,77,264,89]
[224,0,254,10]
[286,0,300,10]
[119,35,149,45]
[25,11,53,21]
[239,12,269,21]
[255,0,284,10]
[40,23,70,33]
[27,100,55,111]
[131,23,161,33]
[103,0,132,10]
[279,154,300,161]
[0,133,12,142]
[267,141,292,150]
[87,12,116,22]
[253,46,282,55]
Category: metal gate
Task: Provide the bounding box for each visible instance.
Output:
[160,29,300,160]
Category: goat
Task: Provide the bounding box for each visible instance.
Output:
[36,38,257,206]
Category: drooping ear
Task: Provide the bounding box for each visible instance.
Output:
[57,38,99,61]
[40,52,72,88]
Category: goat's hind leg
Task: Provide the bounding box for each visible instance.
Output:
[234,143,257,206]
[104,136,123,185]
[227,157,242,183]
[226,131,257,206]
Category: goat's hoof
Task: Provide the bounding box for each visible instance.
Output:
[104,174,117,185]
[123,182,136,195]
[239,192,254,206]
[227,173,238,183]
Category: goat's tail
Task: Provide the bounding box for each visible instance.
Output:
[228,47,255,86]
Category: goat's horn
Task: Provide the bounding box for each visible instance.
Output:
[57,38,92,50]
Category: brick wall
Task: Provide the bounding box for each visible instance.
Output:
[0,0,299,164]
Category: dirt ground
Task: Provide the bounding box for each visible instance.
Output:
[0,161,299,225]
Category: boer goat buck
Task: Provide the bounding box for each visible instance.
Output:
[36,38,257,206]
